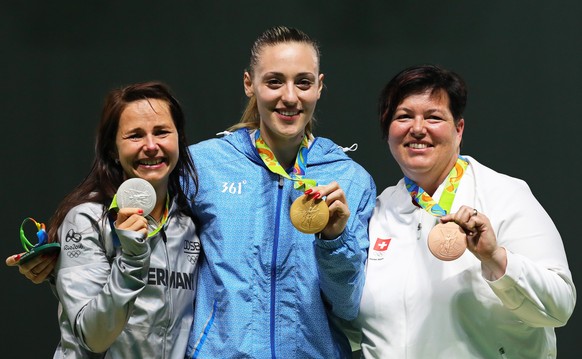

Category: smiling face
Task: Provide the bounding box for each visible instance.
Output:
[115,98,179,193]
[388,89,464,194]
[243,41,323,149]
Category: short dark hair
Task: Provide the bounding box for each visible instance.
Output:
[378,64,467,139]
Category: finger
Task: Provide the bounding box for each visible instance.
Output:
[116,208,144,224]
[324,187,347,206]
[116,212,147,229]
[115,215,148,237]
[305,181,340,199]
[328,200,351,221]
[28,253,58,275]
[34,255,57,282]
[5,253,25,267]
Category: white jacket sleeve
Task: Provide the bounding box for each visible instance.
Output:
[482,175,576,327]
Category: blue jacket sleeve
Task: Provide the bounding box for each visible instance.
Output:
[314,175,376,320]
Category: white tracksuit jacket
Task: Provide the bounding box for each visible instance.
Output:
[356,156,576,358]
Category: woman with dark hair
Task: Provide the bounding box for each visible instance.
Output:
[10,81,201,358]
[353,64,576,358]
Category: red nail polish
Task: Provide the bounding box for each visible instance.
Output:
[304,189,313,195]
[138,209,144,214]
[14,254,21,261]
[314,192,321,199]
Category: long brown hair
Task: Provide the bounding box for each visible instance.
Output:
[227,26,321,135]
[47,81,198,243]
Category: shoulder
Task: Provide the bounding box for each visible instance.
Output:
[311,136,370,174]
[467,156,531,194]
[62,202,106,223]
[188,137,228,155]
[189,129,248,153]
[310,136,377,197]
[377,179,406,205]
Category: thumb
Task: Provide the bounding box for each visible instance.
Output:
[5,253,25,266]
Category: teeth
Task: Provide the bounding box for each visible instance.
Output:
[279,110,299,116]
[409,143,428,149]
[140,159,163,165]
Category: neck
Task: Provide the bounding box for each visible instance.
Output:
[151,188,168,222]
[406,157,459,196]
[414,177,443,197]
[259,130,304,169]
[272,144,301,169]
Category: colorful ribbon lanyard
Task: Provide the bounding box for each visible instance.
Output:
[404,156,469,217]
[109,193,169,238]
[254,130,317,191]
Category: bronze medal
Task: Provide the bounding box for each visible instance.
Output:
[290,194,329,234]
[427,222,467,261]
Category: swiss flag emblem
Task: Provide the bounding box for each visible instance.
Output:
[373,238,391,251]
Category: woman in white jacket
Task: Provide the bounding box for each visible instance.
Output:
[354,64,576,358]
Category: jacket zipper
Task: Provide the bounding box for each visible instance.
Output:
[270,175,284,359]
[162,228,171,358]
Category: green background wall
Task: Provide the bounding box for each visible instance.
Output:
[2,1,580,357]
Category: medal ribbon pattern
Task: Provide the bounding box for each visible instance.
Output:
[404,156,469,217]
[254,130,317,191]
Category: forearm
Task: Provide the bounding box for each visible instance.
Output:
[315,227,367,320]
[487,250,576,327]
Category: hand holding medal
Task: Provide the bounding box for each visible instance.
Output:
[115,178,157,216]
[439,205,503,270]
[291,182,350,237]
[111,178,156,236]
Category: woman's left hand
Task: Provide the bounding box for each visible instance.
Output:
[441,205,507,279]
[306,181,350,240]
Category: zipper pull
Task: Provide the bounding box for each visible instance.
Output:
[278,175,284,188]
[416,209,423,240]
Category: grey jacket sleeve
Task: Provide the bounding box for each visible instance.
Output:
[55,204,150,353]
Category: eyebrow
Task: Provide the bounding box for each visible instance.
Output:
[395,107,444,113]
[262,71,316,78]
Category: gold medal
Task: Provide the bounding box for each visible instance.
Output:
[427,222,467,261]
[290,194,329,234]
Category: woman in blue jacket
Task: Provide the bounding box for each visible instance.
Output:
[185,26,375,358]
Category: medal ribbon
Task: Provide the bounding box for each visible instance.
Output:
[404,156,469,217]
[109,193,169,238]
[254,130,317,191]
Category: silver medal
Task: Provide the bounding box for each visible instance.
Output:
[116,178,156,216]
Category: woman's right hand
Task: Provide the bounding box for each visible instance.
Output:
[115,208,148,237]
[5,252,57,284]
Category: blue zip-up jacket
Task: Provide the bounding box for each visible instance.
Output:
[185,128,376,359]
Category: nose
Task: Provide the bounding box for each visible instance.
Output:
[281,83,298,105]
[143,135,159,152]
[410,117,426,138]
